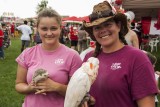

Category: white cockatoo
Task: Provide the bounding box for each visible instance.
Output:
[64,57,99,107]
[32,68,49,95]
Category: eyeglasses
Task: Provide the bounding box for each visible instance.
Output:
[89,10,114,22]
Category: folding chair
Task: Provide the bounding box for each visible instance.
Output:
[149,37,159,52]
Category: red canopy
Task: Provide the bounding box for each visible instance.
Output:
[62,16,90,22]
[79,16,90,22]
[62,16,81,21]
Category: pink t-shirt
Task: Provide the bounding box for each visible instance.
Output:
[83,46,158,107]
[16,44,82,107]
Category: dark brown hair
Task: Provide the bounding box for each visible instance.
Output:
[92,13,128,57]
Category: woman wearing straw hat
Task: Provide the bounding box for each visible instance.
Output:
[82,1,157,107]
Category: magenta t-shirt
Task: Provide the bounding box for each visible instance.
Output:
[16,44,82,107]
[83,46,158,107]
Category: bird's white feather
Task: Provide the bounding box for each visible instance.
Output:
[64,57,99,107]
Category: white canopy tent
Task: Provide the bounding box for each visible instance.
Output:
[122,0,160,9]
[122,0,160,21]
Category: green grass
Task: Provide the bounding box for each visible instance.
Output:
[0,38,24,107]
[0,38,160,107]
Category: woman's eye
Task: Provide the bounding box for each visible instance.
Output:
[50,27,57,31]
[104,23,112,27]
[41,27,57,31]
[93,26,100,30]
[41,27,48,31]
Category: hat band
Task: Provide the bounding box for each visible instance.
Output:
[89,10,114,22]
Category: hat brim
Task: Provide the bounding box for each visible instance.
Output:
[83,16,113,41]
[84,16,113,27]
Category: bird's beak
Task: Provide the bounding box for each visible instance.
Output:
[90,63,93,70]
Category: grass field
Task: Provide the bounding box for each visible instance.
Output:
[0,38,24,107]
[0,37,160,107]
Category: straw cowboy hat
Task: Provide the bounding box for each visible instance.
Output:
[83,1,117,40]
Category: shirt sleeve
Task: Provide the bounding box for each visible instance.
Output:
[15,48,29,69]
[83,51,94,62]
[69,52,82,76]
[131,52,158,100]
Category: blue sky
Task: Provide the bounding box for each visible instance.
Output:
[0,0,111,18]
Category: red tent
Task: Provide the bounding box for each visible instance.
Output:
[62,16,81,21]
[62,16,90,22]
[79,16,90,22]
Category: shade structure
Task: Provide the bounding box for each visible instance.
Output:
[122,0,160,21]
[79,16,90,22]
[62,16,90,23]
[122,0,160,9]
[62,16,81,21]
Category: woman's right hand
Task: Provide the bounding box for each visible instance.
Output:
[27,82,37,93]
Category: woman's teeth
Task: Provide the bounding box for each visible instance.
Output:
[45,35,54,38]
[101,35,109,39]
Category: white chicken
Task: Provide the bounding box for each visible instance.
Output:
[64,57,99,107]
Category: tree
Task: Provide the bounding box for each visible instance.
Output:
[36,0,48,14]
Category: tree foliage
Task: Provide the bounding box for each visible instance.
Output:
[36,0,48,14]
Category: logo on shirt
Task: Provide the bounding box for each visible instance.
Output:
[111,63,121,70]
[54,59,64,64]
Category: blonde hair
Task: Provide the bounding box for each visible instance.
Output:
[37,8,62,27]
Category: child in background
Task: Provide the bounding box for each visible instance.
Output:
[143,51,160,107]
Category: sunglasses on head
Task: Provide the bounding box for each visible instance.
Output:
[89,10,114,22]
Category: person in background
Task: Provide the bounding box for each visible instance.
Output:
[68,26,78,50]
[15,8,82,107]
[10,22,15,38]
[17,20,32,52]
[143,51,160,107]
[132,22,142,48]
[82,1,158,107]
[0,23,4,59]
[33,23,42,45]
[80,40,95,60]
[77,27,88,53]
[59,27,65,44]
[124,11,139,49]
[2,23,11,48]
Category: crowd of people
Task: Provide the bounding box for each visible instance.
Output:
[0,22,13,59]
[0,1,159,107]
